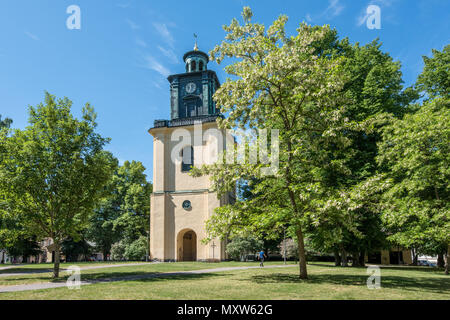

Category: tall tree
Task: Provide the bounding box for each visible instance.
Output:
[416,44,449,99]
[86,160,152,260]
[193,7,352,279]
[377,45,450,274]
[377,97,449,274]
[305,38,418,266]
[0,92,117,277]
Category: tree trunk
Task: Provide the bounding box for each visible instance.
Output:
[437,253,445,268]
[53,242,61,278]
[296,227,308,279]
[411,248,418,266]
[340,247,348,267]
[445,244,449,275]
[352,252,360,267]
[359,250,365,267]
[103,250,108,262]
[333,249,341,267]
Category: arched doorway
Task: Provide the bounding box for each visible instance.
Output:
[177,229,197,261]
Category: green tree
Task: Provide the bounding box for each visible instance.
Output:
[0,92,117,277]
[124,236,148,261]
[302,32,419,266]
[377,97,449,274]
[5,236,41,263]
[376,45,450,274]
[0,115,12,130]
[61,237,92,262]
[193,7,353,279]
[226,236,264,261]
[416,44,449,99]
[110,241,126,261]
[86,160,152,260]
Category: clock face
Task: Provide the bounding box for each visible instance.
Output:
[185,82,196,94]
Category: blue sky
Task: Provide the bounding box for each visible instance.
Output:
[0,0,448,181]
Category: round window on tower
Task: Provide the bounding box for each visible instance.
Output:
[182,200,192,211]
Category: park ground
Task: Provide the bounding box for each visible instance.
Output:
[0,261,448,300]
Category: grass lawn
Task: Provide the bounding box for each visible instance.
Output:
[0,262,448,300]
[0,261,293,286]
[0,260,141,271]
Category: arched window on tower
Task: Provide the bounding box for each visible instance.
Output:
[181,146,194,172]
[191,60,196,72]
[199,61,204,71]
[186,63,189,72]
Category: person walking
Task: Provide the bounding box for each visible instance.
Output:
[259,250,266,267]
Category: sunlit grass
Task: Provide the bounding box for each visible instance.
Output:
[0,262,448,300]
[0,261,295,286]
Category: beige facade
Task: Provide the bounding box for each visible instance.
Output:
[149,120,229,261]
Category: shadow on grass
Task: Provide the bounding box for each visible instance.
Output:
[248,272,450,294]
[307,262,446,274]
[0,268,53,275]
[1,269,228,286]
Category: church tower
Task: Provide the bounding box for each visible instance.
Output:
[148,45,229,261]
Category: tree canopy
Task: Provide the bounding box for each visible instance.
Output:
[0,92,117,276]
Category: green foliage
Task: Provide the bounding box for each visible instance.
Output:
[0,115,12,130]
[110,241,126,261]
[193,7,357,279]
[124,236,148,261]
[416,45,449,99]
[302,34,419,261]
[194,6,418,277]
[0,92,117,276]
[85,160,152,259]
[377,97,450,249]
[61,237,92,262]
[5,236,42,260]
[226,236,264,261]
[110,237,147,261]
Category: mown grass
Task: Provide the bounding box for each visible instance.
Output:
[0,262,448,300]
[0,261,294,286]
[0,260,140,271]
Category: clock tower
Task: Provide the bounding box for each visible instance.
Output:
[168,47,220,120]
[148,45,229,262]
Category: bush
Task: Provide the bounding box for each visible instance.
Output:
[110,241,126,261]
[124,236,147,261]
[226,236,264,261]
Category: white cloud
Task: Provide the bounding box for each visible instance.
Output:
[143,55,171,77]
[24,31,39,41]
[157,46,178,63]
[153,22,174,48]
[125,19,139,30]
[307,0,345,22]
[325,0,344,18]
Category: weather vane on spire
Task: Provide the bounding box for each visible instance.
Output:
[193,33,198,51]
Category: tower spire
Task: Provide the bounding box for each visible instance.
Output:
[193,33,198,51]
